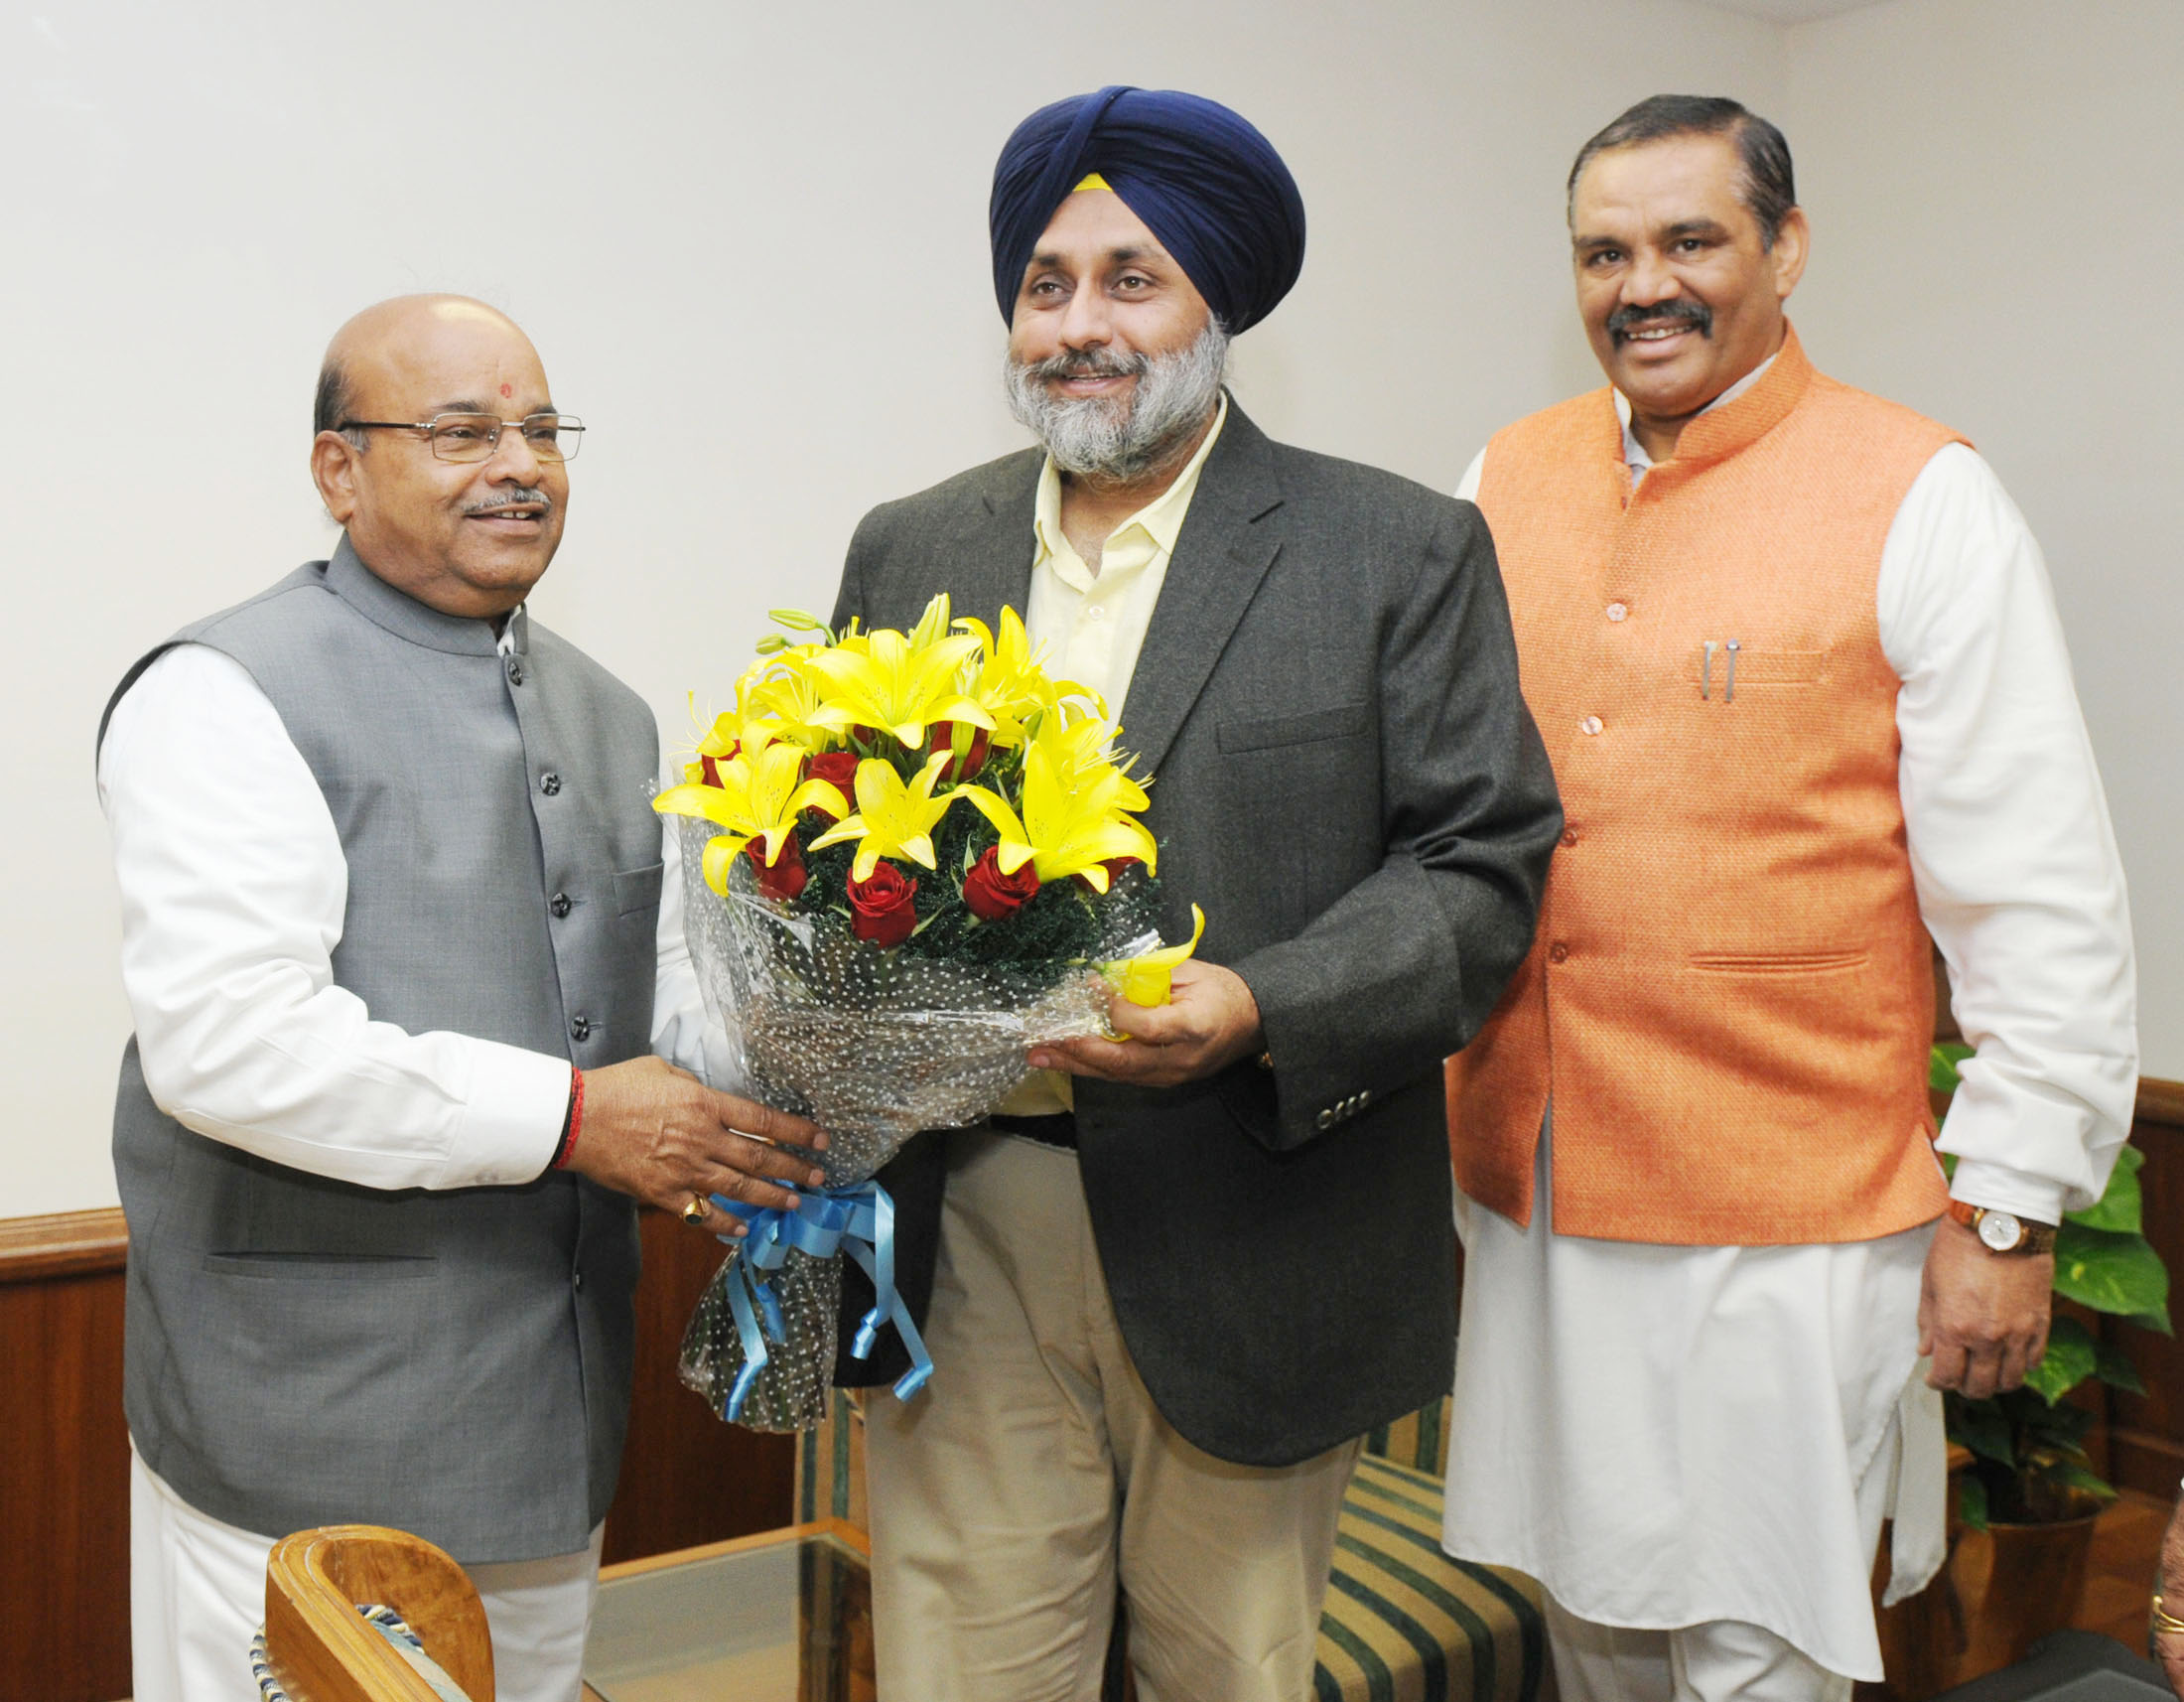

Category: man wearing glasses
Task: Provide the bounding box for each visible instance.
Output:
[97,294,828,1702]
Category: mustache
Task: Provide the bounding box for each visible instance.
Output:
[1020,347,1151,382]
[1607,299,1712,342]
[461,487,554,516]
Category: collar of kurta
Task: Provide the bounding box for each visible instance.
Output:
[1598,319,1816,475]
[326,533,529,657]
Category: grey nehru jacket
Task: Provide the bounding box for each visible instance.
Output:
[99,538,664,1562]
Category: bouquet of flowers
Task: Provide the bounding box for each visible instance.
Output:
[656,595,1203,1431]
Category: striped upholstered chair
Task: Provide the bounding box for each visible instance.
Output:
[796,1394,1550,1702]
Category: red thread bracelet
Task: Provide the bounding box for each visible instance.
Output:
[551,1067,586,1169]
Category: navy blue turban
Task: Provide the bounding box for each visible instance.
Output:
[989,86,1306,336]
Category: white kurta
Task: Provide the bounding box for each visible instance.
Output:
[1441,401,2138,1680]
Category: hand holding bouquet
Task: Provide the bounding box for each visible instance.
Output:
[656,595,1202,1430]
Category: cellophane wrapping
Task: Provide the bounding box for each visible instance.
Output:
[675,818,1156,1431]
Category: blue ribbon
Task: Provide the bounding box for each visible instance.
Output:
[710,1178,934,1423]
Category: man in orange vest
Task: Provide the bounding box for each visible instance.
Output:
[1440,94,2137,1701]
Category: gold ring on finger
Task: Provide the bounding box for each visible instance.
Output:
[681,1194,709,1226]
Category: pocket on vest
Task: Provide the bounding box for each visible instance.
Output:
[200,1250,438,1280]
[614,861,665,916]
[1687,948,1868,975]
[1686,645,1828,693]
[223,1156,438,1259]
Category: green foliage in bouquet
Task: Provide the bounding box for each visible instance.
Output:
[1932,1042,2170,1528]
[796,801,1159,972]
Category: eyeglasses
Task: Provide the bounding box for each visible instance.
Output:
[338,412,586,463]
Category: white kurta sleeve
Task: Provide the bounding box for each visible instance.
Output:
[1454,447,1487,504]
[1878,444,2137,1223]
[100,642,573,1191]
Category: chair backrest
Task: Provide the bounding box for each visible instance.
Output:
[262,1525,494,1702]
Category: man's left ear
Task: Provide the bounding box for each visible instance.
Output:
[1771,207,1811,301]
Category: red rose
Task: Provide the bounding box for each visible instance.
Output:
[962,846,1039,921]
[744,836,807,902]
[848,864,919,947]
[804,751,860,819]
[928,720,992,780]
[699,747,738,787]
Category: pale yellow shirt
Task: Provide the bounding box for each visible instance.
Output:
[1001,396,1229,1117]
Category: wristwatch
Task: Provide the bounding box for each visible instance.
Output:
[1948,1199,2057,1255]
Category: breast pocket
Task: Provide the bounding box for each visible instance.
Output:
[1212,703,1380,915]
[614,861,665,917]
[1217,702,1372,753]
[1687,643,1827,700]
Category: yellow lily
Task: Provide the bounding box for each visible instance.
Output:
[905,593,955,651]
[1103,906,1207,1007]
[741,656,837,754]
[1034,712,1153,813]
[653,736,848,895]
[679,697,744,786]
[808,752,964,881]
[954,731,1158,891]
[954,608,1072,749]
[793,625,993,748]
[678,673,789,783]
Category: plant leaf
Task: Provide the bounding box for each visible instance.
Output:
[1930,1042,1974,1092]
[1946,1395,2014,1467]
[2095,1337,2148,1395]
[2127,1308,2176,1339]
[2066,1144,2144,1233]
[1958,1473,1989,1531]
[2024,1316,2098,1404]
[2054,1223,2171,1318]
[2043,1398,2097,1447]
[2033,1456,2118,1503]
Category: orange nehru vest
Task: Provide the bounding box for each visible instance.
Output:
[1447,326,1968,1245]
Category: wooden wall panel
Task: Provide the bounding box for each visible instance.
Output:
[602,1210,795,1563]
[0,1211,130,1702]
[2103,1089,2184,1498]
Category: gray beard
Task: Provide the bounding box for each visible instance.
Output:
[1004,321,1230,485]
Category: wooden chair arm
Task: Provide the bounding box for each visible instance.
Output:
[263,1525,493,1702]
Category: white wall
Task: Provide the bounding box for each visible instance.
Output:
[0,0,1783,1216]
[1779,0,2184,1076]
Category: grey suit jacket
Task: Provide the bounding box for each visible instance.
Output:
[832,402,1562,1466]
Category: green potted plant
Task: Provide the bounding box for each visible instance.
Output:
[1932,1042,2169,1662]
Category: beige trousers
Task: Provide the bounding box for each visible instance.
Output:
[864,1130,1360,1702]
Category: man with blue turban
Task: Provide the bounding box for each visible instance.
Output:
[830,87,1562,1701]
